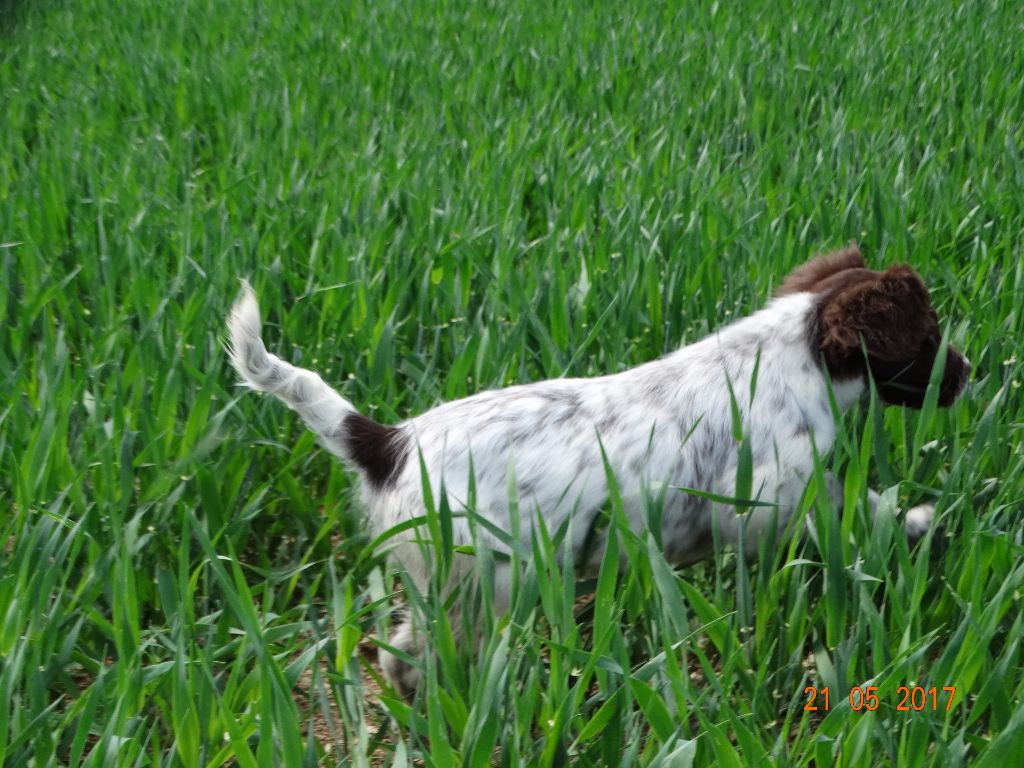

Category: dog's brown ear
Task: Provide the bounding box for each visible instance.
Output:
[776,246,867,296]
[818,264,936,365]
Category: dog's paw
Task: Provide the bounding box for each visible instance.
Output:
[905,504,935,546]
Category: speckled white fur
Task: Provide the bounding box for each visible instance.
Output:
[377,293,864,565]
[228,285,930,695]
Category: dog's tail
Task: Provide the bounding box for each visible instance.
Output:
[226,282,409,487]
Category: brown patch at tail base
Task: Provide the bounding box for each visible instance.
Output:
[343,412,409,488]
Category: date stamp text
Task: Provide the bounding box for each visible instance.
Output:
[803,685,957,712]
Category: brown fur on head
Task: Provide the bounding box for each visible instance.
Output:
[776,245,868,296]
[783,247,970,408]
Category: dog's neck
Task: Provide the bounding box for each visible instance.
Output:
[659,292,867,420]
[745,291,867,411]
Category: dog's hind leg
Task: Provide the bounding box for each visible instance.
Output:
[378,610,426,700]
[378,544,510,699]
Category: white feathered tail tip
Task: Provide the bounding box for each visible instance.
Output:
[225,280,357,446]
[226,280,267,389]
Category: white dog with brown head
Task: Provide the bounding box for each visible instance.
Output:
[227,246,969,696]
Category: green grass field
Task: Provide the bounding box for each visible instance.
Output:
[3,0,1024,764]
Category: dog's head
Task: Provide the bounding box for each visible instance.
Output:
[778,246,970,408]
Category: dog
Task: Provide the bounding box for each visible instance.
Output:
[227,246,969,696]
